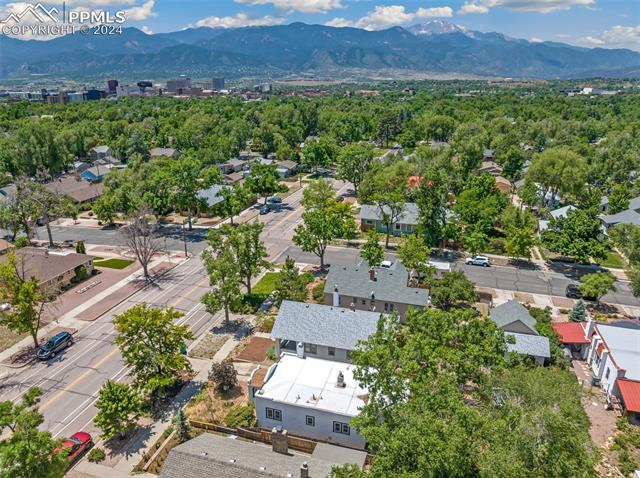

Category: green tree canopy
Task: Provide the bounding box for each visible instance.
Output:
[429,270,478,310]
[579,271,616,305]
[113,304,193,395]
[95,381,142,440]
[542,208,608,264]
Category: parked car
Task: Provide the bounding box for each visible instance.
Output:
[267,196,282,204]
[565,283,596,301]
[55,432,93,463]
[465,255,491,267]
[380,260,393,268]
[259,204,270,215]
[37,331,73,360]
[336,195,345,202]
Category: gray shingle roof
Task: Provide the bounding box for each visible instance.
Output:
[197,184,226,207]
[505,332,550,358]
[489,300,538,334]
[272,301,382,350]
[325,261,429,307]
[359,203,419,226]
[159,432,363,478]
[600,209,640,227]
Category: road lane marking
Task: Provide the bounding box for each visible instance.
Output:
[39,347,121,412]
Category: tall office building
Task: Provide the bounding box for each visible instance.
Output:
[212,77,225,91]
[166,77,191,93]
[107,79,118,95]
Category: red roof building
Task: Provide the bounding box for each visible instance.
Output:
[552,322,590,345]
[617,379,640,413]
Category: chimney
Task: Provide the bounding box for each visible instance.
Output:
[369,267,376,281]
[584,318,595,339]
[272,426,288,454]
[300,462,309,478]
[336,371,346,388]
[332,285,340,307]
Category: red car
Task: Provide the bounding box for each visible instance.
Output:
[56,432,93,463]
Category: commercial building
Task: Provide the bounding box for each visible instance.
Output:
[166,77,192,93]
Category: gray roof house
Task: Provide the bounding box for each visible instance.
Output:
[325,260,429,322]
[160,431,366,478]
[490,300,538,335]
[0,184,17,202]
[197,184,226,207]
[149,147,180,159]
[272,301,383,362]
[538,205,577,232]
[599,195,640,229]
[90,145,111,161]
[490,300,550,365]
[359,202,419,236]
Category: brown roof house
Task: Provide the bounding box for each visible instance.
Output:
[14,247,94,294]
[46,176,104,204]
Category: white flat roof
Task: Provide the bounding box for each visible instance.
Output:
[257,355,367,417]
[597,324,640,381]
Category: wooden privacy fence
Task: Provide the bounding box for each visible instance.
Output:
[189,419,316,454]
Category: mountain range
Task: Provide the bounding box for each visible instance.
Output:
[1,21,639,80]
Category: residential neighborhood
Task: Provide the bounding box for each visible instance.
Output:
[1,39,640,478]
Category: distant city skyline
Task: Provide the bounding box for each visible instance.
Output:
[0,0,638,50]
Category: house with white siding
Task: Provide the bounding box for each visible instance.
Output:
[249,354,368,449]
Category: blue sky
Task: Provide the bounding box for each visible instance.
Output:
[1,0,639,49]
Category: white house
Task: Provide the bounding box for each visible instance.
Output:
[584,320,640,422]
[249,354,368,449]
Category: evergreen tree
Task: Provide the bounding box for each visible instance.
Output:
[569,299,587,322]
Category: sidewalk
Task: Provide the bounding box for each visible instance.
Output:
[72,326,239,478]
[0,255,187,367]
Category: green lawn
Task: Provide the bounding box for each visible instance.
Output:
[233,271,314,314]
[598,251,626,269]
[252,272,281,296]
[93,258,134,270]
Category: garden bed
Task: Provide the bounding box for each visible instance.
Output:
[233,336,276,364]
[186,381,250,425]
[188,333,231,360]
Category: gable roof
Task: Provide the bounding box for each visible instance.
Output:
[13,247,92,285]
[45,176,104,203]
[489,300,538,335]
[505,332,550,358]
[326,261,429,307]
[91,145,110,154]
[550,205,576,219]
[359,203,419,226]
[197,184,225,207]
[276,160,297,170]
[149,147,179,158]
[600,209,640,227]
[552,322,590,344]
[272,301,382,350]
[160,432,364,478]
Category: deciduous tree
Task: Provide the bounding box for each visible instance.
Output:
[120,206,164,278]
[94,381,142,440]
[335,143,374,196]
[429,270,477,310]
[245,163,287,205]
[209,360,237,393]
[360,229,384,268]
[397,233,434,284]
[579,271,616,306]
[0,387,67,478]
[542,208,608,264]
[0,253,56,348]
[113,304,193,395]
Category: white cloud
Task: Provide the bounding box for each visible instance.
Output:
[235,0,342,14]
[459,0,594,15]
[194,12,285,29]
[530,36,543,42]
[582,25,640,49]
[121,0,156,21]
[141,25,152,34]
[325,17,353,27]
[459,2,489,14]
[416,7,453,18]
[353,5,453,30]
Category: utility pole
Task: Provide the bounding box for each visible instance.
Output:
[182,221,188,258]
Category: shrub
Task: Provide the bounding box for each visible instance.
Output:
[266,345,277,361]
[255,313,275,333]
[87,448,106,463]
[312,281,325,302]
[209,360,237,393]
[224,404,255,428]
[14,236,30,248]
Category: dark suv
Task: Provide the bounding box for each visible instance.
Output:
[37,332,73,360]
[565,283,596,301]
